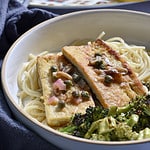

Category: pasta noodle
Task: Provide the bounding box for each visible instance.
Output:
[17,34,150,125]
[24,98,45,122]
[17,51,49,122]
[105,37,150,81]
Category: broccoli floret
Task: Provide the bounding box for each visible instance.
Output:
[59,95,150,141]
[108,95,150,132]
[113,122,139,141]
[138,128,150,140]
[84,116,139,141]
[59,106,108,137]
[126,114,139,127]
[84,116,116,140]
[72,106,109,137]
[123,95,150,132]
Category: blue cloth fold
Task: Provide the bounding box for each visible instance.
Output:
[0,0,60,150]
[0,0,150,150]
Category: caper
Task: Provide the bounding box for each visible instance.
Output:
[78,79,87,89]
[72,91,80,98]
[99,63,105,69]
[89,56,105,69]
[50,65,57,72]
[104,75,113,84]
[95,56,106,69]
[64,80,73,88]
[81,91,90,99]
[56,100,65,111]
[94,60,103,69]
[72,73,81,82]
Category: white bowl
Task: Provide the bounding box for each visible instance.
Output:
[1,9,150,150]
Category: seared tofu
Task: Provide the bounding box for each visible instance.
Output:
[62,39,146,108]
[37,52,95,127]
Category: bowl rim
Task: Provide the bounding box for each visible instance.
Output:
[1,9,150,146]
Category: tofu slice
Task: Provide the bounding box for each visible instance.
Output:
[62,39,146,108]
[37,52,95,127]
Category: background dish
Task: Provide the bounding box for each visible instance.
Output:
[1,9,150,150]
[29,0,140,6]
[28,0,145,6]
[27,0,147,14]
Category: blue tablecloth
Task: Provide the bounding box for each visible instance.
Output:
[0,0,150,150]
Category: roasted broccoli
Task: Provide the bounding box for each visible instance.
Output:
[116,95,150,132]
[59,95,150,141]
[59,106,109,137]
[85,115,139,141]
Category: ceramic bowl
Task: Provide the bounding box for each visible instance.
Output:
[1,9,150,150]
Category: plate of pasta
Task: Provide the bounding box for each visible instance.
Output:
[1,9,150,150]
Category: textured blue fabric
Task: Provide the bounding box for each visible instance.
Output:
[112,1,150,13]
[0,0,60,150]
